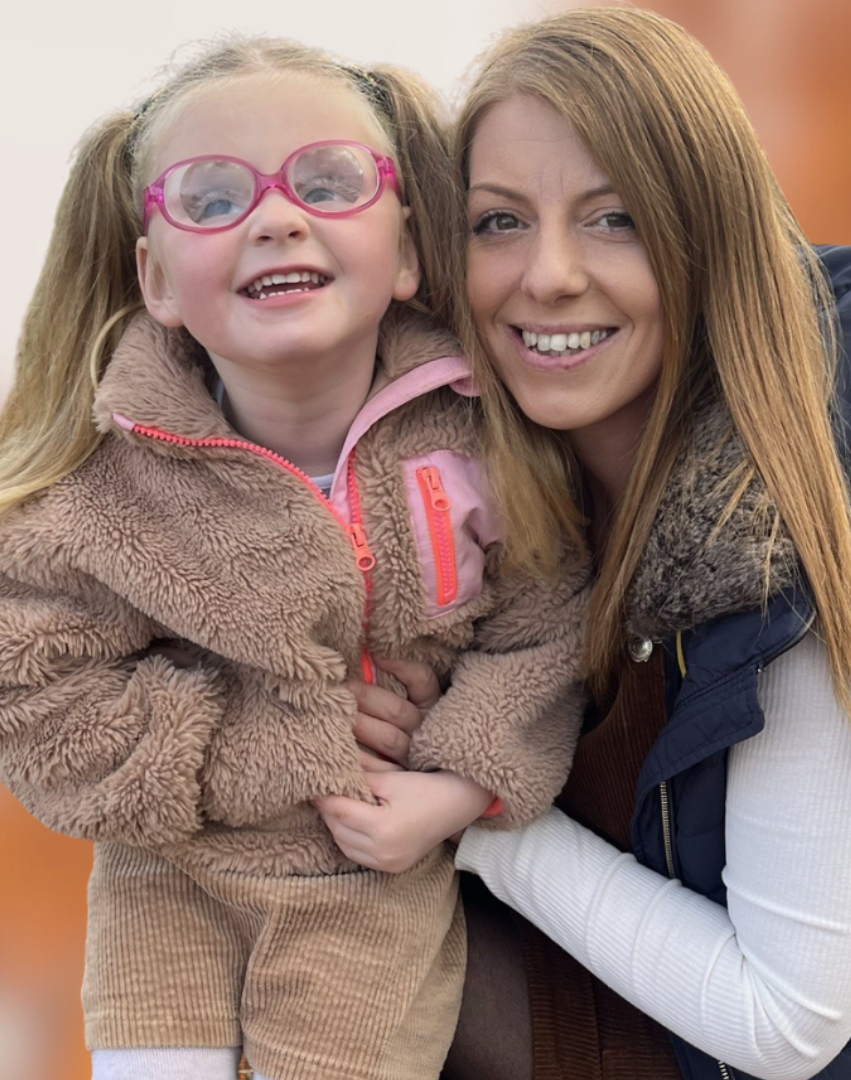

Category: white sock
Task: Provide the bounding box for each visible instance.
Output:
[91,1047,242,1080]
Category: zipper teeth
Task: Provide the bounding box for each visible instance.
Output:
[718,1062,732,1079]
[129,420,377,681]
[132,424,353,532]
[416,467,458,606]
[346,454,376,684]
[659,780,676,880]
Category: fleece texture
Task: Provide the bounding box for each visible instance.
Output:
[0,309,589,1075]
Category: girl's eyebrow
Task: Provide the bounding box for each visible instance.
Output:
[468,181,620,202]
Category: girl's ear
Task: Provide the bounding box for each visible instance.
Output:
[392,208,421,303]
[136,237,184,328]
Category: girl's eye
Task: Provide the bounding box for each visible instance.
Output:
[183,189,246,224]
[471,210,524,236]
[298,176,360,206]
[198,197,241,221]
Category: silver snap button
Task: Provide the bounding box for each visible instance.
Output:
[628,636,654,662]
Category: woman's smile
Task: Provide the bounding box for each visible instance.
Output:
[466,94,664,454]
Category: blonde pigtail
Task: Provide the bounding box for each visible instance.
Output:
[0,111,143,512]
[364,65,464,326]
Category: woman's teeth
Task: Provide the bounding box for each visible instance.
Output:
[244,271,327,299]
[521,328,614,356]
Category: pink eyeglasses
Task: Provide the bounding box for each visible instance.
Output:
[142,140,401,233]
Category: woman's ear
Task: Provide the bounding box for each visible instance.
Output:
[392,207,422,302]
[136,237,184,328]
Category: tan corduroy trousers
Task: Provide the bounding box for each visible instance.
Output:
[83,842,465,1080]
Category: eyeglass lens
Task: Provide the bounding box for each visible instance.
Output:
[164,144,377,228]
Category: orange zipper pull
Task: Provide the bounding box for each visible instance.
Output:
[420,466,452,511]
[349,523,376,572]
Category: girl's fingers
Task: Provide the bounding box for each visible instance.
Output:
[313,794,383,835]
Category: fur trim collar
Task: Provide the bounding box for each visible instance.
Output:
[93,307,463,440]
[625,401,799,639]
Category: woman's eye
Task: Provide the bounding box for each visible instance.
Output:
[596,210,635,231]
[472,210,524,236]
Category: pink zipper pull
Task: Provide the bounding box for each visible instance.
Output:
[420,466,452,511]
[349,523,376,572]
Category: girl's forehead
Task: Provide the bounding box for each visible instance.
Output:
[147,72,390,174]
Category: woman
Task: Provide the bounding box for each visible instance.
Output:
[317,8,851,1080]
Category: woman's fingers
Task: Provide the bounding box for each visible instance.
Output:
[358,748,404,773]
[347,660,441,767]
[375,657,442,710]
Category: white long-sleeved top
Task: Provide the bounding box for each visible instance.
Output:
[455,632,851,1080]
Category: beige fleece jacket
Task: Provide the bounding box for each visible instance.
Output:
[0,310,589,879]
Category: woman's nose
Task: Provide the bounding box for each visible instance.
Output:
[246,189,312,243]
[520,228,589,303]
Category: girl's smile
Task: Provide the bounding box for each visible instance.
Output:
[136,74,419,399]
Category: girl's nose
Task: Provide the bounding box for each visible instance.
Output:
[246,189,312,243]
[520,228,589,303]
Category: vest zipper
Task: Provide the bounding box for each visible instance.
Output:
[659,780,676,880]
[117,417,377,682]
[670,635,734,1080]
[416,465,458,607]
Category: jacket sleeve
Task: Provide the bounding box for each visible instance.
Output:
[407,551,590,828]
[0,567,372,845]
[0,570,231,847]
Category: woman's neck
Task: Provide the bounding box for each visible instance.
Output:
[568,388,655,552]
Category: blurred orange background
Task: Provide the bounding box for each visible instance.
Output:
[1,1,849,1078]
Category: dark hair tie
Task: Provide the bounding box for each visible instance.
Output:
[342,66,393,119]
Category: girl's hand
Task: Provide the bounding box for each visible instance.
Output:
[315,770,494,873]
[351,658,440,772]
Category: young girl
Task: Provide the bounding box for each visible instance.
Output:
[0,36,589,1080]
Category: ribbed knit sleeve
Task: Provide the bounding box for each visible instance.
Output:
[456,632,851,1080]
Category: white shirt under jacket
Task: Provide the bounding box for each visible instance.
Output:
[456,631,851,1080]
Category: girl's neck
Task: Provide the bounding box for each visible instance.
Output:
[214,355,377,477]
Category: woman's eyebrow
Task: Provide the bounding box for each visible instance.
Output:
[467,181,620,202]
[467,182,525,199]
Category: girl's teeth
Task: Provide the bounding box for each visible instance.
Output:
[246,271,325,296]
[521,328,613,355]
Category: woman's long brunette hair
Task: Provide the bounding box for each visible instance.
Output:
[454,8,851,709]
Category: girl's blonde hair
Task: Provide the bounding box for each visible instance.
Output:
[1,36,463,512]
[454,7,851,707]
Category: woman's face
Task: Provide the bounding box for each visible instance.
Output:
[466,94,665,460]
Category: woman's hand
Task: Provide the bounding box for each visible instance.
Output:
[315,770,493,873]
[351,658,440,771]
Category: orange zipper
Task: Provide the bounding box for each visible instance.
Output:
[347,454,376,682]
[118,417,377,681]
[416,465,458,607]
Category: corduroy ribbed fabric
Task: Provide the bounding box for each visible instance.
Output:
[84,842,465,1080]
[520,647,681,1078]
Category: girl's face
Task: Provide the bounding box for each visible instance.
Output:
[466,94,664,463]
[137,74,419,387]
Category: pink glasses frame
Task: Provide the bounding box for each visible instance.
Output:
[142,139,401,234]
